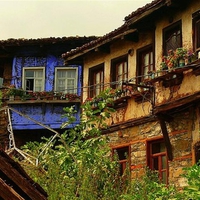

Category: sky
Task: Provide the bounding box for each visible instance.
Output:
[0,0,152,40]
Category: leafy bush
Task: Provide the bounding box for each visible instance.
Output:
[182,162,200,199]
[17,88,199,199]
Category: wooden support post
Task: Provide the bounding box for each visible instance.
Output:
[157,114,173,161]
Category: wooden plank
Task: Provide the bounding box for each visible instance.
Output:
[0,156,47,200]
[102,115,156,134]
[0,178,24,200]
[157,114,173,161]
[154,91,200,114]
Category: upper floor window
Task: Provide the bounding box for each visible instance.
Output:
[113,145,130,176]
[88,64,104,98]
[163,21,182,55]
[22,67,45,91]
[137,45,154,83]
[55,67,78,94]
[147,139,168,184]
[193,10,200,52]
[111,55,128,89]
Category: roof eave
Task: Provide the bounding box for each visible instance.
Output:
[125,0,166,27]
[63,28,137,62]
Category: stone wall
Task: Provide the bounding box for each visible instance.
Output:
[108,107,194,186]
[0,58,12,150]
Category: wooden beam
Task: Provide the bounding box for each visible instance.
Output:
[153,91,200,115]
[102,115,156,134]
[0,156,47,200]
[157,114,173,161]
[0,178,24,200]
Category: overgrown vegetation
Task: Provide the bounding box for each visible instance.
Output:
[16,89,200,199]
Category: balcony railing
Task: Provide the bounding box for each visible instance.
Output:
[3,88,81,104]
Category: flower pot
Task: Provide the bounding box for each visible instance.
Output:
[9,95,14,101]
[14,95,21,100]
[178,58,185,67]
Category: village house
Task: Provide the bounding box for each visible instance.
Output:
[62,0,200,186]
[0,36,97,151]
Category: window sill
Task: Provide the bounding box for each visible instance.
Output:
[6,99,81,105]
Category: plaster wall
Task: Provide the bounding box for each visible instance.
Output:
[81,1,200,187]
[83,30,154,121]
[155,0,200,68]
[154,1,200,105]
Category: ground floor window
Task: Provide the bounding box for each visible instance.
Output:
[194,141,200,164]
[113,145,130,176]
[147,139,168,184]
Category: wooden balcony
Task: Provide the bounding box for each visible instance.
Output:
[148,60,200,87]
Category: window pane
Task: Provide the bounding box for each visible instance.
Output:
[116,146,129,160]
[25,70,34,77]
[57,71,65,78]
[114,146,130,176]
[118,63,123,76]
[138,46,153,82]
[148,140,168,184]
[164,23,181,54]
[116,62,127,87]
[56,68,77,93]
[35,79,42,91]
[24,69,44,91]
[160,142,165,152]
[66,69,76,78]
[150,52,153,64]
[162,155,166,168]
[35,70,43,78]
[153,157,158,170]
[89,65,104,97]
[67,79,75,91]
[144,54,149,66]
[152,142,165,154]
[124,62,127,73]
[144,67,148,76]
[26,79,33,90]
[95,72,100,84]
[120,161,127,176]
[196,19,200,49]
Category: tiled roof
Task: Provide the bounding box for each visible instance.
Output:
[62,24,128,59]
[124,0,163,21]
[62,0,166,60]
[0,36,98,47]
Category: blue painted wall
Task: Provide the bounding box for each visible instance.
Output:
[10,55,82,130]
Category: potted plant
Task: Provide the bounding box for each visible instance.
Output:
[53,92,63,100]
[6,86,26,101]
[175,47,187,67]
[65,93,80,101]
[187,48,197,63]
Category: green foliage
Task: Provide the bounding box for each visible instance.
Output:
[19,89,124,199]
[120,168,184,200]
[182,162,200,199]
[17,88,200,199]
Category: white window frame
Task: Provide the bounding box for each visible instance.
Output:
[55,67,78,94]
[22,67,45,92]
